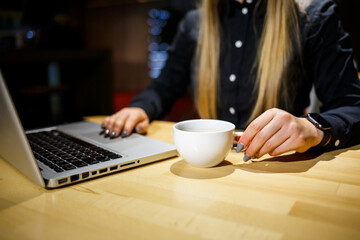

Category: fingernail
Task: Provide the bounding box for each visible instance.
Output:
[104,129,110,136]
[243,153,251,162]
[236,143,244,153]
[121,130,127,138]
[136,126,141,133]
[110,131,117,138]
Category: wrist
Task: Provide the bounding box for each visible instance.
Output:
[301,113,332,147]
[314,127,332,147]
[318,130,332,147]
[314,128,324,146]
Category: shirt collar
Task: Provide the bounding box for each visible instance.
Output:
[222,0,265,18]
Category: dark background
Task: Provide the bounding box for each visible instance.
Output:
[0,0,358,129]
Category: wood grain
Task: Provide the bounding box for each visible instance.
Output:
[1,117,360,240]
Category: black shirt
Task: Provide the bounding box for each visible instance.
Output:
[130,0,360,150]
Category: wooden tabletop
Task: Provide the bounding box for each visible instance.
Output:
[1,117,360,240]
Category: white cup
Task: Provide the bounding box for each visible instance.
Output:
[173,119,235,168]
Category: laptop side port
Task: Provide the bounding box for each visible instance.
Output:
[99,168,108,174]
[120,161,135,168]
[70,174,79,182]
[82,172,89,179]
[110,166,118,171]
[58,178,68,184]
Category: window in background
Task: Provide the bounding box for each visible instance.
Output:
[147,8,170,79]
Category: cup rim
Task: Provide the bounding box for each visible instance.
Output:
[173,119,235,133]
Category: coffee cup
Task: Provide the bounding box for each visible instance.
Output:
[173,119,235,167]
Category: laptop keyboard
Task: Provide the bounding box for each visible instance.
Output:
[27,130,122,173]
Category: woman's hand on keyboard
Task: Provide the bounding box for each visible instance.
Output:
[102,107,149,138]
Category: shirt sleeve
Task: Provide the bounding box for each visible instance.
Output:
[129,10,199,121]
[304,0,360,150]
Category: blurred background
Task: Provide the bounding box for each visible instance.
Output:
[0,0,358,130]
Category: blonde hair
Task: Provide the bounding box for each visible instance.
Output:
[195,0,220,119]
[195,0,309,122]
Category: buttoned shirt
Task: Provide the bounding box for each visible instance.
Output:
[130,0,360,150]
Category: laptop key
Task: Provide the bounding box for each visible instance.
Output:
[53,167,64,173]
[72,161,88,167]
[48,163,60,170]
[82,157,99,165]
[56,161,70,167]
[96,156,110,162]
[107,153,122,159]
[62,164,76,170]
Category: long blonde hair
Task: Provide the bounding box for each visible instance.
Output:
[195,0,220,119]
[195,0,308,122]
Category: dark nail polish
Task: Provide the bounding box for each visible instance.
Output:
[236,143,244,153]
[110,131,117,138]
[243,153,251,162]
[101,124,105,129]
[136,127,141,133]
[121,130,127,138]
[104,129,110,136]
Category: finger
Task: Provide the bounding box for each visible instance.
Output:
[122,114,142,137]
[111,113,129,138]
[103,112,126,138]
[135,119,149,134]
[245,118,284,158]
[268,136,295,156]
[239,109,275,149]
[120,108,149,137]
[104,115,119,137]
[270,131,313,156]
[102,116,112,129]
[255,127,289,158]
[123,110,150,136]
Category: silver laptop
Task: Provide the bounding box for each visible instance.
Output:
[0,71,177,188]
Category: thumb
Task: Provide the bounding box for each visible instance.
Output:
[135,120,149,134]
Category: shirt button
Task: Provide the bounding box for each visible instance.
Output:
[334,139,340,147]
[235,40,243,48]
[242,7,248,15]
[229,107,236,115]
[229,74,236,82]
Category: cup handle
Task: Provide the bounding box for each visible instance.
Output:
[233,131,243,147]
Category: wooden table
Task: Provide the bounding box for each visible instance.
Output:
[1,117,360,240]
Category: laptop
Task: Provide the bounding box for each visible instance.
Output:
[0,71,177,188]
